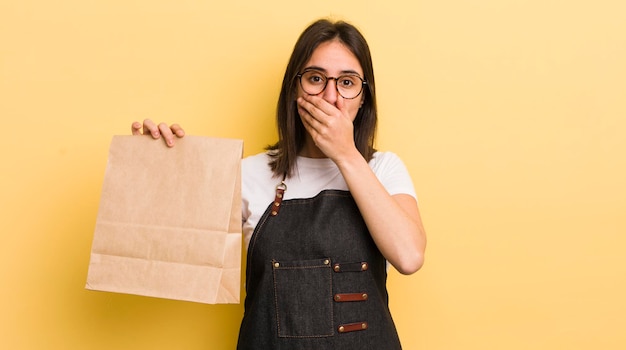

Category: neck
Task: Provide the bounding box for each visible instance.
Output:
[299,137,327,158]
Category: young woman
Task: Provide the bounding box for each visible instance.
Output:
[133,19,426,349]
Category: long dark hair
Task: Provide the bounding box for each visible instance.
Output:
[267,19,378,178]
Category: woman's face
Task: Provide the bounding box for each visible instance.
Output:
[297,39,365,122]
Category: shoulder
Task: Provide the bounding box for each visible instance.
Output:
[241,152,279,191]
[369,151,417,199]
[370,151,402,162]
[369,151,407,172]
[242,152,272,168]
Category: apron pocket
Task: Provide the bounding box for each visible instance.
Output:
[272,258,334,338]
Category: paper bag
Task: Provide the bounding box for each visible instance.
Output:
[86,135,243,304]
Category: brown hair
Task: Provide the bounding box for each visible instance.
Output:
[267,19,378,178]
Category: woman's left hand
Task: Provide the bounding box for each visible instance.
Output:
[297,94,360,162]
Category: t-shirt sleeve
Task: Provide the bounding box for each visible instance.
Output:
[370,152,418,200]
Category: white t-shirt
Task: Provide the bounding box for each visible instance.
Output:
[241,151,416,248]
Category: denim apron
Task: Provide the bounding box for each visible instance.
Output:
[237,189,402,349]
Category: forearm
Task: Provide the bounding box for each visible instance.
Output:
[335,152,426,275]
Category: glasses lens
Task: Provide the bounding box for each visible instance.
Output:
[336,75,363,99]
[300,71,326,95]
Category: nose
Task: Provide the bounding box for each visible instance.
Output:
[322,78,339,105]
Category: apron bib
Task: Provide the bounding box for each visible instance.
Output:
[237,189,402,350]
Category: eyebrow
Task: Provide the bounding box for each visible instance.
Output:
[303,66,363,76]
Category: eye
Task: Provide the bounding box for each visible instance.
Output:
[339,76,359,88]
[304,71,326,85]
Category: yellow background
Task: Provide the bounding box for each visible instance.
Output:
[1,0,625,349]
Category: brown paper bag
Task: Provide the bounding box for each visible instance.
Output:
[86,135,243,304]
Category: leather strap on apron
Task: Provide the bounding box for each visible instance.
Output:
[237,189,402,349]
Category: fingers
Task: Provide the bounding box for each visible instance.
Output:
[298,97,325,126]
[142,119,161,139]
[297,98,323,135]
[131,121,142,135]
[170,124,185,138]
[297,97,321,121]
[298,95,336,120]
[158,122,177,147]
[159,123,185,147]
[130,119,185,148]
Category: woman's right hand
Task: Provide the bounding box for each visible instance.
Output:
[131,119,185,147]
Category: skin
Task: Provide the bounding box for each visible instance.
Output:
[132,39,426,275]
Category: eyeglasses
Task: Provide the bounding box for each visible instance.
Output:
[297,69,367,99]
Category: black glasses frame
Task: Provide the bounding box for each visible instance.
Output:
[296,70,367,99]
